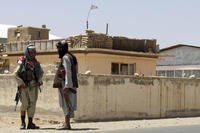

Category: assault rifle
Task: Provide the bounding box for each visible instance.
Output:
[14,86,20,111]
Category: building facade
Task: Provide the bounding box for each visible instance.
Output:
[156,44,200,77]
[2,30,159,76]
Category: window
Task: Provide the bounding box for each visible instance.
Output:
[193,70,200,77]
[183,70,191,77]
[129,64,136,75]
[111,63,136,75]
[35,31,41,39]
[157,70,165,76]
[111,63,119,75]
[15,32,21,37]
[157,69,200,78]
[166,70,174,77]
[120,63,128,75]
[175,70,182,77]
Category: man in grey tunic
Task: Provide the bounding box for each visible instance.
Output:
[14,44,43,129]
[55,41,78,130]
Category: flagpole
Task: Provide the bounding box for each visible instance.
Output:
[86,5,98,29]
[86,8,92,29]
[86,21,89,29]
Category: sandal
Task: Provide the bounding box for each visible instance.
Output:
[56,124,71,130]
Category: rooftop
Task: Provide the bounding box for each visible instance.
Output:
[160,44,200,52]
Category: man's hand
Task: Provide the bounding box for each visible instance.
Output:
[63,87,69,95]
[38,81,43,86]
[19,84,27,89]
[63,87,70,102]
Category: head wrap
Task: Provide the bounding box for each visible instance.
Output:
[56,40,68,58]
[24,44,36,60]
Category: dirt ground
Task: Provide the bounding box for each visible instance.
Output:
[1,106,200,133]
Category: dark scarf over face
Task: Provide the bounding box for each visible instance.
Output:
[56,41,68,58]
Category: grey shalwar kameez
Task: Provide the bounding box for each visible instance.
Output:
[58,54,77,117]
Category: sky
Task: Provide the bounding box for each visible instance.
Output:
[1,0,200,48]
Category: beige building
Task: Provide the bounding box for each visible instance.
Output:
[74,48,158,76]
[7,25,49,42]
[2,30,159,76]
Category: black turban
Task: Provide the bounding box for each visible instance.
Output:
[56,41,68,58]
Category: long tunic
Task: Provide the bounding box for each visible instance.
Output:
[58,54,77,117]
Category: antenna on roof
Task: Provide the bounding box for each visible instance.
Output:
[106,23,109,35]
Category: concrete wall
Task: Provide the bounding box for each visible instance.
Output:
[1,74,200,121]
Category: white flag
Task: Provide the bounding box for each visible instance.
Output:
[90,4,98,10]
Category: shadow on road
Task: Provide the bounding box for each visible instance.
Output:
[39,127,98,131]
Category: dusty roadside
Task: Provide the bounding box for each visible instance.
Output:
[1,106,200,133]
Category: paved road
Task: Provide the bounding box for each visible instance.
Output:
[2,124,200,133]
[96,125,200,133]
[2,108,200,133]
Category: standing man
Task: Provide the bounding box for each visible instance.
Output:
[55,41,78,130]
[15,43,43,129]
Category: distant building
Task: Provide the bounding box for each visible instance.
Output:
[0,24,61,73]
[0,24,61,43]
[156,44,200,78]
[7,25,50,42]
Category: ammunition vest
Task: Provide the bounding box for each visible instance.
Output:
[19,59,36,85]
